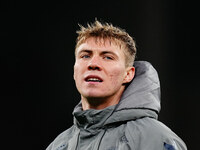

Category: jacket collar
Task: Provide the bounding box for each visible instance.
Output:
[73,102,115,131]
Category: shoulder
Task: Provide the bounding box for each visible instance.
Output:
[125,117,187,150]
[46,125,78,150]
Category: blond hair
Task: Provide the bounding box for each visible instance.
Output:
[75,20,137,67]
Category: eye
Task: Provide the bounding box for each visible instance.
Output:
[81,55,90,59]
[103,56,113,60]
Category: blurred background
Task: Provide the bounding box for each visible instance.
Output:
[1,0,199,149]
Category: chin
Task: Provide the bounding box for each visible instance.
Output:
[82,90,102,96]
[84,93,107,100]
[86,94,104,99]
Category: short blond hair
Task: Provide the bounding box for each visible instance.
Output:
[75,20,137,67]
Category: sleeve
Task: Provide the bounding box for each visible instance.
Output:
[163,138,187,150]
[46,143,53,150]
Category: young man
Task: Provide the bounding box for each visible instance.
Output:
[46,20,187,150]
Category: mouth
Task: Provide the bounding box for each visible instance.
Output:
[85,76,103,82]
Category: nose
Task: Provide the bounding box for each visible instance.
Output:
[88,56,102,71]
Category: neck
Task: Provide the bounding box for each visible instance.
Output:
[81,87,125,110]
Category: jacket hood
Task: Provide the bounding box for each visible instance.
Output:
[73,61,161,129]
[117,61,161,113]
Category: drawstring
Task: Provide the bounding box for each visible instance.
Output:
[96,102,121,149]
[97,129,107,150]
[75,130,80,150]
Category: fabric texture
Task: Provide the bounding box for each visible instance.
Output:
[46,61,187,150]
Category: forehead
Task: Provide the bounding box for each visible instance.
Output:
[76,37,125,53]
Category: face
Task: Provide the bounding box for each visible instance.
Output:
[74,37,134,101]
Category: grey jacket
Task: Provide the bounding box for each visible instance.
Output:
[46,61,187,150]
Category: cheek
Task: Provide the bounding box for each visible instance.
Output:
[108,68,126,83]
[73,63,83,92]
[73,65,77,80]
[74,61,87,85]
[73,63,81,81]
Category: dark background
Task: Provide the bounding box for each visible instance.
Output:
[1,0,199,149]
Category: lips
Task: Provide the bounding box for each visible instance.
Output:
[85,75,103,82]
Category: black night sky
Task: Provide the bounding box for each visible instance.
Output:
[1,0,199,149]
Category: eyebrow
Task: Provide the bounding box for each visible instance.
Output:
[101,51,117,56]
[76,49,91,56]
[77,49,91,54]
[77,49,118,58]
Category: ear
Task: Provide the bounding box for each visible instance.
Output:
[123,67,135,84]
